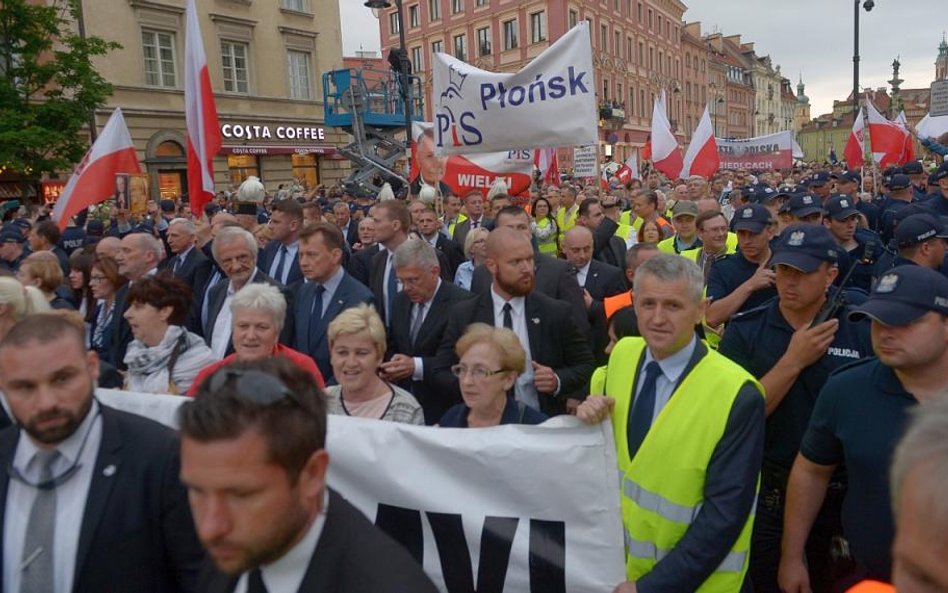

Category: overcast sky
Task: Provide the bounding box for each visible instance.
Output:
[339,0,946,117]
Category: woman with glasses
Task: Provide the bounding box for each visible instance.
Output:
[439,323,548,428]
[88,255,128,364]
[124,274,216,395]
[324,304,424,425]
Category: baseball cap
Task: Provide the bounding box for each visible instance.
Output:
[824,195,861,221]
[730,204,774,234]
[86,219,105,236]
[895,213,948,248]
[671,200,699,219]
[159,199,176,212]
[888,174,911,191]
[848,265,948,325]
[204,202,221,216]
[808,171,831,187]
[11,219,31,232]
[934,164,948,182]
[834,171,860,184]
[902,161,924,175]
[786,193,825,218]
[752,186,779,204]
[771,224,839,273]
[0,230,25,244]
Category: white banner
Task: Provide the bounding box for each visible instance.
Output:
[573,144,598,177]
[715,131,796,170]
[96,389,626,592]
[432,22,598,156]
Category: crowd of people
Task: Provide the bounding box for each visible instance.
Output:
[0,153,945,592]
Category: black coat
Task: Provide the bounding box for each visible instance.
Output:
[158,246,209,288]
[202,271,291,354]
[257,240,304,286]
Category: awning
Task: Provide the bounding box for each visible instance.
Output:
[221,145,337,156]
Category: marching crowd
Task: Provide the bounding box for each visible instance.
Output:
[0,154,946,593]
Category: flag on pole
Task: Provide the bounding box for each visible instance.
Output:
[649,93,682,179]
[51,109,141,230]
[843,107,866,171]
[600,167,610,190]
[681,107,719,178]
[533,147,560,187]
[614,153,640,184]
[894,111,916,164]
[865,98,907,168]
[185,0,221,216]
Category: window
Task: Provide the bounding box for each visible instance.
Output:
[613,31,620,55]
[600,24,607,50]
[281,0,308,11]
[477,27,491,56]
[476,0,487,6]
[602,79,608,100]
[648,46,653,70]
[432,39,443,54]
[286,50,312,100]
[629,89,634,115]
[658,51,663,73]
[228,155,259,185]
[616,83,622,103]
[627,36,632,61]
[453,34,467,61]
[452,0,462,14]
[389,13,400,35]
[409,4,419,28]
[685,53,690,68]
[292,154,319,188]
[142,30,176,88]
[638,41,644,65]
[647,9,652,29]
[530,11,546,43]
[221,41,249,94]
[569,10,577,28]
[640,89,645,116]
[503,19,517,50]
[429,0,441,20]
[637,2,642,22]
[411,46,422,72]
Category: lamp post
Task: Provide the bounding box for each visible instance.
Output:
[365,0,413,170]
[853,0,875,118]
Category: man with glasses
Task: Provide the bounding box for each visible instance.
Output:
[179,358,438,592]
[0,313,204,592]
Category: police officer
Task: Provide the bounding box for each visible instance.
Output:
[834,171,879,230]
[0,228,28,273]
[824,195,882,292]
[878,174,915,244]
[779,266,948,591]
[923,162,948,217]
[874,213,948,278]
[786,193,825,225]
[706,204,778,328]
[902,161,929,202]
[718,224,873,593]
[808,171,833,204]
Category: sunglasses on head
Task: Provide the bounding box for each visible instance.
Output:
[207,368,299,407]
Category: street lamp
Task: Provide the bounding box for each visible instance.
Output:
[853,0,875,118]
[365,0,413,170]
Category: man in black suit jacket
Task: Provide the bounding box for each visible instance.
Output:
[160,218,209,287]
[180,357,437,593]
[292,223,375,383]
[577,197,627,270]
[452,191,493,247]
[379,239,474,423]
[334,201,360,248]
[348,241,383,286]
[256,198,304,286]
[0,315,204,593]
[414,204,466,277]
[434,227,595,416]
[111,232,164,369]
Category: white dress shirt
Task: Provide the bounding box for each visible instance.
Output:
[210,270,261,359]
[268,240,300,285]
[575,261,591,288]
[233,492,328,593]
[489,287,540,411]
[3,400,102,593]
[410,279,441,381]
[634,335,698,424]
[382,250,402,320]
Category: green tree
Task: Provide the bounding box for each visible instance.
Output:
[0,0,119,182]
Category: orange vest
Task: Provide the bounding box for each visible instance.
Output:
[604,291,633,320]
[846,581,895,593]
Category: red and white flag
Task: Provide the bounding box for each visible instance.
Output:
[649,91,682,179]
[51,109,141,229]
[894,111,916,164]
[681,106,719,178]
[185,0,221,216]
[614,153,640,184]
[534,147,560,187]
[843,108,866,171]
[865,98,907,168]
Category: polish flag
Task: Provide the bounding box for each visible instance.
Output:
[533,147,560,187]
[51,109,141,229]
[865,99,907,168]
[614,153,640,184]
[681,107,719,178]
[600,167,610,189]
[894,111,916,164]
[185,0,221,216]
[843,108,866,170]
[649,92,682,179]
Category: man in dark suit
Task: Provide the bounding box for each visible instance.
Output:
[292,223,374,383]
[0,314,204,593]
[180,357,438,593]
[257,199,304,287]
[414,204,466,277]
[368,200,412,326]
[434,227,595,416]
[160,218,209,287]
[203,227,287,358]
[470,205,591,340]
[379,239,474,423]
[333,201,360,248]
[577,197,627,270]
[111,232,164,368]
[452,190,493,247]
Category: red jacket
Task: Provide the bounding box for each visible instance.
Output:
[187,344,325,396]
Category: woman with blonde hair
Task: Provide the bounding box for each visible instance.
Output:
[325,304,423,424]
[0,276,50,340]
[18,251,75,309]
[453,227,490,290]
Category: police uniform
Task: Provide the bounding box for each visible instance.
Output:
[873,213,948,280]
[800,266,948,583]
[824,195,882,293]
[707,204,779,317]
[718,224,873,593]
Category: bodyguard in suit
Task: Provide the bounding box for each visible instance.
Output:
[0,314,205,593]
[368,200,412,326]
[257,198,304,287]
[333,201,360,248]
[292,223,374,384]
[434,227,595,416]
[378,239,474,423]
[203,227,286,359]
[180,357,438,593]
[111,232,164,369]
[414,204,466,277]
[160,218,208,287]
[452,190,493,247]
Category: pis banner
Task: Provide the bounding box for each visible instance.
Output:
[431,22,598,156]
[411,122,534,197]
[716,131,797,170]
[97,388,628,593]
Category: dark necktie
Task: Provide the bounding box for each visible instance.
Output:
[627,361,662,459]
[386,254,398,323]
[246,568,268,593]
[21,450,60,593]
[273,246,288,284]
[172,254,182,275]
[502,302,513,330]
[308,284,326,335]
[409,302,426,346]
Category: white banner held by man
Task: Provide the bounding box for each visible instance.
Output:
[431,22,598,156]
[97,388,627,593]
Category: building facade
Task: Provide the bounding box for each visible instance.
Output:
[681,22,708,143]
[78,0,349,201]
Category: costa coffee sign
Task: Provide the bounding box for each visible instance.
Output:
[221,123,326,141]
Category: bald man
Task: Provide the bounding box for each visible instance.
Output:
[432,227,595,417]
